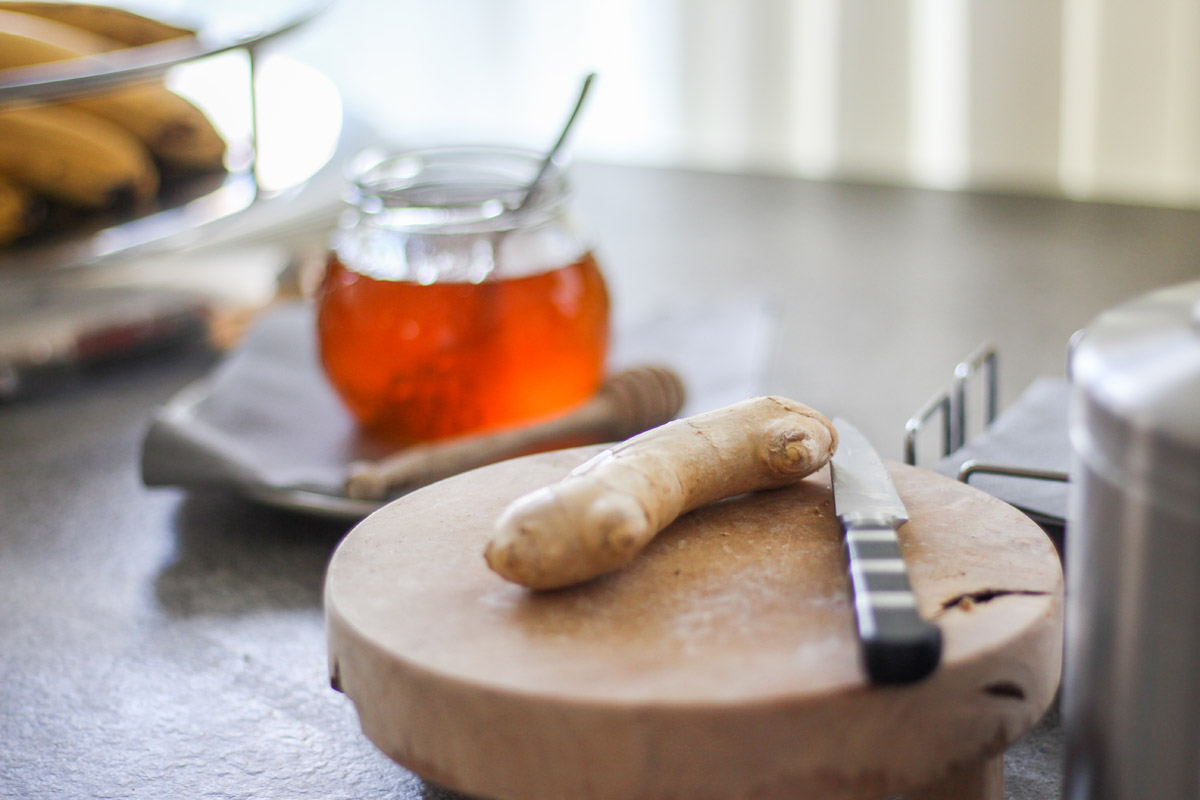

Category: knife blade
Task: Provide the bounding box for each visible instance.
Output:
[830,418,942,685]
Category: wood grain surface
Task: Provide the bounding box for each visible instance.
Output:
[326,445,1063,800]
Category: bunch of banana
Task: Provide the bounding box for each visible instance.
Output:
[0,3,227,247]
[0,103,158,206]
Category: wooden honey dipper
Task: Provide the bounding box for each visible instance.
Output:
[344,366,686,500]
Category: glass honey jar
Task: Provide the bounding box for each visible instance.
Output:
[316,147,610,445]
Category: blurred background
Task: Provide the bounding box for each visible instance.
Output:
[270,0,1200,209]
[4,7,1198,794]
[4,0,1198,450]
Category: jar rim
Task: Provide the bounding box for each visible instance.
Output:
[345,145,571,233]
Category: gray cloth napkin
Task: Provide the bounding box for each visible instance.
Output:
[141,299,775,518]
[935,375,1071,527]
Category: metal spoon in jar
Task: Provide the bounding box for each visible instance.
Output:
[513,72,597,213]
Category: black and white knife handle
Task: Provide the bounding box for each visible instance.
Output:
[843,522,942,685]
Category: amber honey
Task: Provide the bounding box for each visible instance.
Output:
[317,249,609,444]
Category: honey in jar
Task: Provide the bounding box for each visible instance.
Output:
[316,147,610,444]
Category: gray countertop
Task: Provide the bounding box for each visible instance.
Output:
[5,163,1200,799]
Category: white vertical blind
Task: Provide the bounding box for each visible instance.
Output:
[279,0,1200,208]
[969,0,1062,195]
[789,0,839,178]
[834,1,912,182]
[1062,0,1200,205]
[910,0,969,189]
[677,0,757,170]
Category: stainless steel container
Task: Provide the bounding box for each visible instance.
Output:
[1065,280,1200,799]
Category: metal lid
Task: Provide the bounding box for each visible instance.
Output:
[1070,280,1200,517]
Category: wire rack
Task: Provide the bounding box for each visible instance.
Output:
[903,342,1070,490]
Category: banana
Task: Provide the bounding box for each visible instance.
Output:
[0,7,107,67]
[0,2,194,48]
[0,173,40,245]
[0,9,226,171]
[0,104,158,208]
[70,83,227,171]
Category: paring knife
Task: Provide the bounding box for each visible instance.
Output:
[830,418,942,685]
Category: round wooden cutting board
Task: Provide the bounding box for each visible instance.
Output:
[325,446,1062,800]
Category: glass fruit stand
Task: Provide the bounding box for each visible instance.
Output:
[0,0,334,271]
[0,1,342,399]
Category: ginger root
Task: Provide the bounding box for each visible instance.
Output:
[485,396,838,589]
